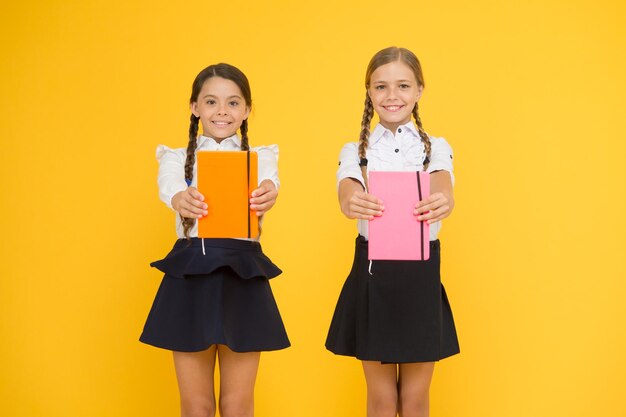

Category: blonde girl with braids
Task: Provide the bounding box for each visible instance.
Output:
[326,47,460,417]
[140,63,289,417]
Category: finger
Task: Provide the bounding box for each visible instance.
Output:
[351,203,382,214]
[250,201,275,213]
[355,191,383,206]
[182,201,208,216]
[415,198,445,212]
[251,184,269,198]
[414,195,433,209]
[414,202,438,215]
[417,206,441,221]
[352,196,384,212]
[184,208,206,218]
[185,192,208,209]
[253,203,275,216]
[187,187,205,201]
[418,205,449,222]
[351,204,383,218]
[348,211,375,220]
[187,198,208,210]
[427,212,449,223]
[415,193,446,209]
[180,206,205,219]
[414,198,447,215]
[250,191,277,205]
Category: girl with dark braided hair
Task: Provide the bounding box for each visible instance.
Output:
[326,47,460,417]
[140,63,289,417]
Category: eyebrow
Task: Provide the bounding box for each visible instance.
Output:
[371,79,414,84]
[202,94,243,99]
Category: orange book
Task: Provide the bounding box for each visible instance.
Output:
[196,151,259,239]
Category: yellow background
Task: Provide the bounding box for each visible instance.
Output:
[1,0,625,416]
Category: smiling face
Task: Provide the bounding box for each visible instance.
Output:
[368,60,423,133]
[191,76,250,142]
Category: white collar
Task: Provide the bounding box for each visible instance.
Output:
[197,134,241,148]
[369,121,420,146]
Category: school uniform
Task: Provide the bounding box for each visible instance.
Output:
[325,122,460,363]
[140,134,290,353]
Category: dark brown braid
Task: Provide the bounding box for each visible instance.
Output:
[239,117,264,236]
[240,118,250,151]
[238,117,261,234]
[412,104,431,171]
[181,114,200,238]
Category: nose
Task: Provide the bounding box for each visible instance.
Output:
[385,86,399,100]
[217,103,228,115]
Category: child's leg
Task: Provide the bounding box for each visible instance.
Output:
[362,361,399,417]
[217,344,260,417]
[173,345,218,417]
[397,362,435,417]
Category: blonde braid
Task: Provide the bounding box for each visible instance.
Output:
[412,103,431,171]
[358,93,374,189]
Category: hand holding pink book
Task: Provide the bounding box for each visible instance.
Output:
[368,171,430,261]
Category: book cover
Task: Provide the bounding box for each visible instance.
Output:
[368,171,430,260]
[197,151,258,239]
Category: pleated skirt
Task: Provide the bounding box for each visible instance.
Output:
[326,236,459,363]
[140,238,290,352]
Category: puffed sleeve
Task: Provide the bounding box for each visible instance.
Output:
[427,137,455,185]
[336,142,366,190]
[156,145,188,209]
[253,144,280,190]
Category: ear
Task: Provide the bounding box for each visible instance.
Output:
[416,85,424,102]
[244,105,251,120]
[190,102,200,117]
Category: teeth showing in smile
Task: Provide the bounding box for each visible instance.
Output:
[212,121,230,126]
[384,105,403,111]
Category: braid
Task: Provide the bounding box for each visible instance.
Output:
[358,93,374,190]
[412,103,431,171]
[239,117,262,236]
[182,114,200,239]
[240,118,250,151]
[358,93,374,160]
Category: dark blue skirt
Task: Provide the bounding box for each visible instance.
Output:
[326,236,459,363]
[140,238,290,352]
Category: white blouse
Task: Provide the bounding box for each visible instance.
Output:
[336,121,454,241]
[156,134,279,239]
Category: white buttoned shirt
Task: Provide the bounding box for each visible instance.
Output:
[156,134,280,239]
[337,121,454,241]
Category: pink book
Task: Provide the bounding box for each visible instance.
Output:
[368,171,430,261]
